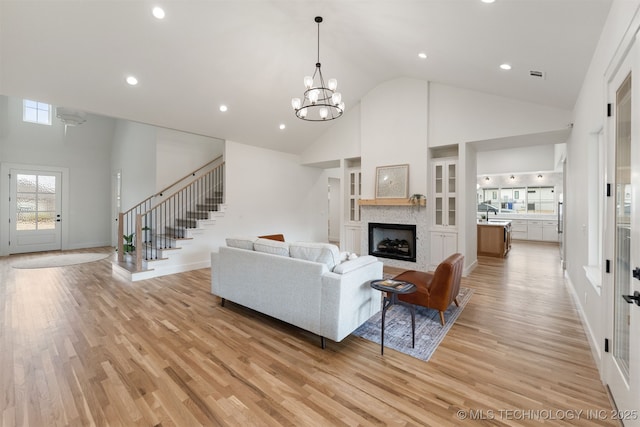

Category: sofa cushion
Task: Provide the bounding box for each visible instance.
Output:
[332,255,377,274]
[289,242,340,270]
[226,237,257,250]
[253,238,290,256]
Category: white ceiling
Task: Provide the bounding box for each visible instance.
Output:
[0,0,612,154]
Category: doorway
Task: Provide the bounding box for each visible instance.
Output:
[9,168,62,253]
[1,163,69,255]
[604,35,640,425]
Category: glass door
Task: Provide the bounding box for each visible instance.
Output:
[605,38,640,425]
[613,72,631,384]
[9,170,62,253]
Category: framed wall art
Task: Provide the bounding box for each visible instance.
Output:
[375,164,409,198]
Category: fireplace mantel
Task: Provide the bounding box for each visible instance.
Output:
[359,198,426,207]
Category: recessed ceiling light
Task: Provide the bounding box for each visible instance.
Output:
[126,76,138,86]
[418,52,427,59]
[481,0,495,3]
[152,6,165,19]
[219,105,228,112]
[279,124,286,130]
[499,63,512,70]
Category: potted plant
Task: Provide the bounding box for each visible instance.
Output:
[122,232,136,253]
[122,226,151,253]
[409,194,425,206]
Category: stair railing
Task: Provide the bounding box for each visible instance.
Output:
[136,162,224,266]
[117,158,224,266]
[154,155,223,198]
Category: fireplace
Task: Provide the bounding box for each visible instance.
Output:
[368,222,417,262]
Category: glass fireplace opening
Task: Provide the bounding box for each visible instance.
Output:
[368,222,417,262]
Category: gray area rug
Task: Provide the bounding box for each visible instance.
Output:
[11,253,111,269]
[352,286,473,361]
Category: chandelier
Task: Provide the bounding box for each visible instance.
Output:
[291,16,344,121]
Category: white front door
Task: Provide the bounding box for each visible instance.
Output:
[9,169,62,254]
[605,34,640,426]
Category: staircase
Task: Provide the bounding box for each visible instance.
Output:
[112,159,226,281]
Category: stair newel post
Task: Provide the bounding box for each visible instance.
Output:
[135,214,143,272]
[145,212,151,260]
[163,198,167,250]
[117,212,124,262]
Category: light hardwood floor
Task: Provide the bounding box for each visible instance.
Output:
[0,242,618,426]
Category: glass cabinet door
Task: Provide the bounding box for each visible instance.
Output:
[435,164,443,194]
[349,171,361,222]
[448,163,456,194]
[433,160,456,228]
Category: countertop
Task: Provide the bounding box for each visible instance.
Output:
[477,220,512,226]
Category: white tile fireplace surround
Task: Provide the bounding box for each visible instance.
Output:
[360,205,428,271]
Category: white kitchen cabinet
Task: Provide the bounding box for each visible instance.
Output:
[527,220,543,240]
[430,231,457,268]
[511,219,528,240]
[433,160,457,228]
[542,220,558,242]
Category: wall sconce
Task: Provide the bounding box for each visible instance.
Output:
[537,174,543,179]
[485,176,490,181]
[509,175,515,180]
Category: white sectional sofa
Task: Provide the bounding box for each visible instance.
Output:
[211,237,383,348]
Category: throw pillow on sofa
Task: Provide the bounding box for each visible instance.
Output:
[289,242,340,270]
[253,238,290,256]
[226,237,258,250]
[332,255,377,274]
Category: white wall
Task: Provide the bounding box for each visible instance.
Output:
[155,128,224,191]
[361,78,429,200]
[222,140,329,242]
[301,104,361,166]
[565,0,640,370]
[461,142,478,273]
[429,83,572,147]
[110,120,157,212]
[0,95,114,252]
[328,177,340,242]
[477,145,556,175]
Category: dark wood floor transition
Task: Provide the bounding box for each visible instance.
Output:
[0,242,617,426]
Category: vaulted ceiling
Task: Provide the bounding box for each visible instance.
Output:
[0,0,612,154]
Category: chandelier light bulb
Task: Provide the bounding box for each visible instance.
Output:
[319,107,329,120]
[304,76,314,89]
[338,101,345,111]
[308,89,319,104]
[291,98,301,110]
[299,108,308,118]
[328,79,337,91]
[331,92,342,106]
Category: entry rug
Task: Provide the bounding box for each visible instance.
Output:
[11,253,111,269]
[352,286,473,361]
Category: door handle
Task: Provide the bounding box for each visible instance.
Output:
[623,291,640,306]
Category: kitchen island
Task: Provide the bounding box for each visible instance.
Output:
[477,220,512,257]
